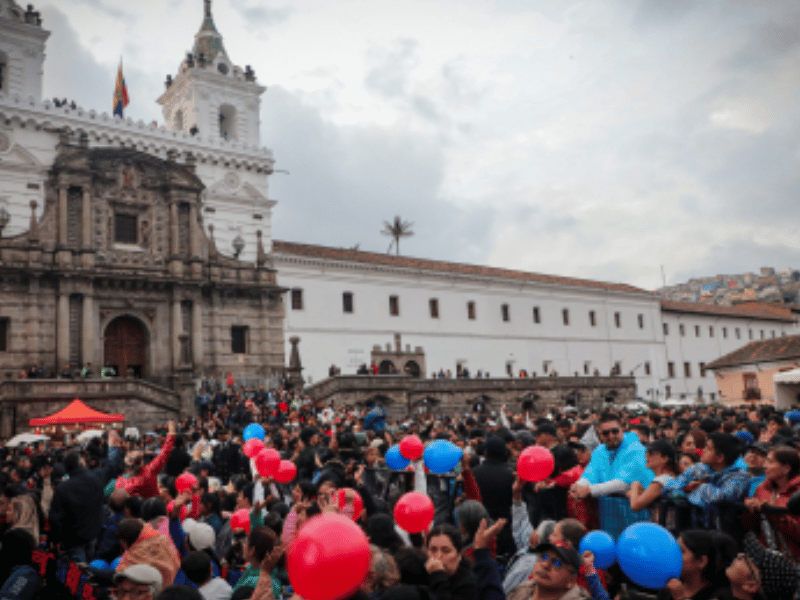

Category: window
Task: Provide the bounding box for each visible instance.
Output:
[695,325,701,337]
[291,289,303,310]
[614,312,621,328]
[736,327,741,339]
[722,327,727,339]
[467,301,476,320]
[219,104,237,140]
[665,385,672,398]
[389,295,399,316]
[709,326,714,337]
[0,317,8,351]
[562,308,569,325]
[772,330,776,338]
[429,298,439,319]
[743,372,760,400]
[667,362,675,378]
[748,329,753,340]
[231,325,248,354]
[644,361,651,375]
[589,310,596,327]
[0,53,7,93]
[684,362,691,377]
[760,330,765,339]
[501,304,510,322]
[638,314,644,329]
[679,324,685,336]
[699,362,707,377]
[533,306,541,324]
[342,292,353,314]
[663,323,669,335]
[114,213,137,244]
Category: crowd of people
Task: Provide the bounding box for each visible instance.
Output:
[1,384,800,600]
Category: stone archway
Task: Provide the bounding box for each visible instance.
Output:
[404,360,421,378]
[104,316,148,378]
[378,359,396,374]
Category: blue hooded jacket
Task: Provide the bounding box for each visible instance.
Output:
[582,432,653,487]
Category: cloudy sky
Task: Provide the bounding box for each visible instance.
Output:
[38,0,800,289]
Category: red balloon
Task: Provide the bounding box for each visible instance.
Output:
[274,460,297,484]
[288,513,370,600]
[336,488,364,521]
[230,508,251,533]
[517,445,555,482]
[243,438,264,458]
[393,491,434,533]
[254,448,281,477]
[175,473,197,494]
[167,501,188,521]
[399,435,424,460]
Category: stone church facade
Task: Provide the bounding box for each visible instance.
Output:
[0,138,285,417]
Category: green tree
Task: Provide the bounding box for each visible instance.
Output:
[381,216,414,255]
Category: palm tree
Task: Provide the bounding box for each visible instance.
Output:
[381,216,414,255]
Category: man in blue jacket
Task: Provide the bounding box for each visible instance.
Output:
[568,413,653,499]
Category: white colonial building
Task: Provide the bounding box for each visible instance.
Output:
[0,0,796,406]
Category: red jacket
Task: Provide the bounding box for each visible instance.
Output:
[116,434,176,498]
[753,474,800,561]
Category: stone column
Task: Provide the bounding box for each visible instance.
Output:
[170,202,179,256]
[81,189,92,248]
[82,293,95,366]
[189,204,199,259]
[57,186,68,246]
[192,300,202,371]
[56,291,70,369]
[171,296,182,371]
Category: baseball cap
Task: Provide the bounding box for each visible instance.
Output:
[183,520,215,551]
[113,564,163,593]
[734,431,755,446]
[533,542,581,571]
[749,442,770,455]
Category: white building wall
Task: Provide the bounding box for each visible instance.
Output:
[275,256,667,392]
[660,311,797,401]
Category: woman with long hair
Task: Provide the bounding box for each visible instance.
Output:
[6,493,40,544]
[425,524,478,600]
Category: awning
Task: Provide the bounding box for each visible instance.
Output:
[29,399,124,426]
[773,368,800,384]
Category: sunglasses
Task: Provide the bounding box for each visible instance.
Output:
[600,428,621,436]
[540,553,565,568]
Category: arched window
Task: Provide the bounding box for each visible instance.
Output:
[174,109,184,131]
[219,104,236,140]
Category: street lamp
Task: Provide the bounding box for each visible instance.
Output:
[0,206,9,237]
[232,234,245,259]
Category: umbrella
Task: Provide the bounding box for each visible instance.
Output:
[76,429,104,442]
[6,433,49,447]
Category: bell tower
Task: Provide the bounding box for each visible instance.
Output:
[0,1,50,103]
[157,0,265,146]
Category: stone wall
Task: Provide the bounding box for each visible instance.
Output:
[306,374,636,419]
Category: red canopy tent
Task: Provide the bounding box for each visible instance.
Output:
[29,399,124,426]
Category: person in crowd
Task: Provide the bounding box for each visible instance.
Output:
[0,528,41,599]
[507,540,588,600]
[112,564,163,600]
[471,436,515,556]
[232,525,279,593]
[743,442,768,496]
[656,530,734,600]
[425,524,478,600]
[116,518,182,588]
[627,438,678,516]
[662,433,751,510]
[744,445,800,561]
[6,493,40,543]
[716,552,764,600]
[117,421,177,498]
[569,413,653,501]
[181,550,232,600]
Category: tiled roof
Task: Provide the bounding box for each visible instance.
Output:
[271,240,649,294]
[660,299,796,323]
[706,335,800,370]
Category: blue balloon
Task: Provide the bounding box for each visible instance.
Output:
[423,440,463,474]
[89,559,109,569]
[385,444,411,470]
[110,556,122,569]
[616,523,682,589]
[243,423,265,442]
[579,530,616,569]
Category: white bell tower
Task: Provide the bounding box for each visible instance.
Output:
[0,1,50,103]
[157,0,265,146]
